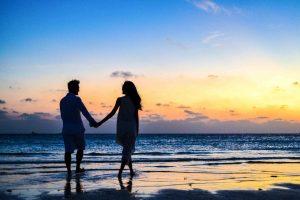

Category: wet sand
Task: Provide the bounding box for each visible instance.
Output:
[1,162,300,199]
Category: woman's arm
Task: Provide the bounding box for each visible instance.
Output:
[97,98,121,127]
[135,109,139,135]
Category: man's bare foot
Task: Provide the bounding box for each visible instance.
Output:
[75,168,85,174]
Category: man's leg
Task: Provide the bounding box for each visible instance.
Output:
[65,152,71,173]
[76,149,84,172]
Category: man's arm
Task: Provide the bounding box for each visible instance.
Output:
[77,97,97,127]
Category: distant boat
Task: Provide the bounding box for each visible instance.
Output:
[31,131,38,135]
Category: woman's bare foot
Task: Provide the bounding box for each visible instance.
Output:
[75,168,85,174]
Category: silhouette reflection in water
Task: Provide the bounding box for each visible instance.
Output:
[64,173,83,198]
[118,176,133,193]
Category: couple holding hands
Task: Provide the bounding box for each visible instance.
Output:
[60,80,141,178]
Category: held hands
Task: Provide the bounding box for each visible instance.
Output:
[89,121,97,128]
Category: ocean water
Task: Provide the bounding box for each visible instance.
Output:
[1,134,300,199]
[0,134,300,165]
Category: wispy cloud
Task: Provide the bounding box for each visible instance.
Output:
[110,71,140,79]
[202,31,225,46]
[208,74,218,79]
[49,89,67,93]
[100,102,112,108]
[165,37,188,50]
[177,105,191,109]
[0,99,6,104]
[187,0,240,15]
[188,0,221,14]
[156,103,170,107]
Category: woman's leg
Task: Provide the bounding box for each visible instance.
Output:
[118,159,126,177]
[128,156,135,176]
[119,145,128,177]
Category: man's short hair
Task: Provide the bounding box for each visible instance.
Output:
[68,80,80,92]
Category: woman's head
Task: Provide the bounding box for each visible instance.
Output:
[122,81,142,110]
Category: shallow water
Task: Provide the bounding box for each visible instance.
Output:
[0,134,300,199]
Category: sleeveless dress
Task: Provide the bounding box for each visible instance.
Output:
[116,96,137,161]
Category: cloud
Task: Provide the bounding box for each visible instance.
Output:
[100,102,112,108]
[165,37,188,50]
[0,99,6,104]
[19,112,53,120]
[1,108,300,133]
[110,71,139,79]
[229,109,239,116]
[187,0,240,15]
[177,105,191,109]
[255,116,269,119]
[293,81,299,87]
[202,31,225,47]
[273,118,283,121]
[184,109,209,121]
[90,111,101,117]
[280,105,288,110]
[48,89,67,93]
[51,99,57,103]
[21,98,37,103]
[208,74,218,79]
[156,103,170,107]
[0,109,61,133]
[188,0,221,14]
[0,109,9,120]
[273,86,284,93]
[140,118,300,134]
[8,86,20,90]
[141,114,165,123]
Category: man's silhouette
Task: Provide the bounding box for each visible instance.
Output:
[60,80,97,174]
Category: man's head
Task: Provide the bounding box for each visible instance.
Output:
[68,80,80,95]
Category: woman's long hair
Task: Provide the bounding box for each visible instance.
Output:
[122,81,142,110]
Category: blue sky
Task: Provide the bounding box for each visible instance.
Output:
[1,0,300,133]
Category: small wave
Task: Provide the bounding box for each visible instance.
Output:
[175,151,210,155]
[86,152,172,156]
[0,152,52,156]
[1,156,300,165]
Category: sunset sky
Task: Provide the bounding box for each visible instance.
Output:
[1,0,300,133]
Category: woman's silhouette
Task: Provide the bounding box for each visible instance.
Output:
[97,81,141,177]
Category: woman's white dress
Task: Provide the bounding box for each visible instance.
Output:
[116,96,137,160]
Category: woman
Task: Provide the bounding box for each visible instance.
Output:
[97,81,141,177]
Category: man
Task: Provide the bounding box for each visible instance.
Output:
[60,80,97,174]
